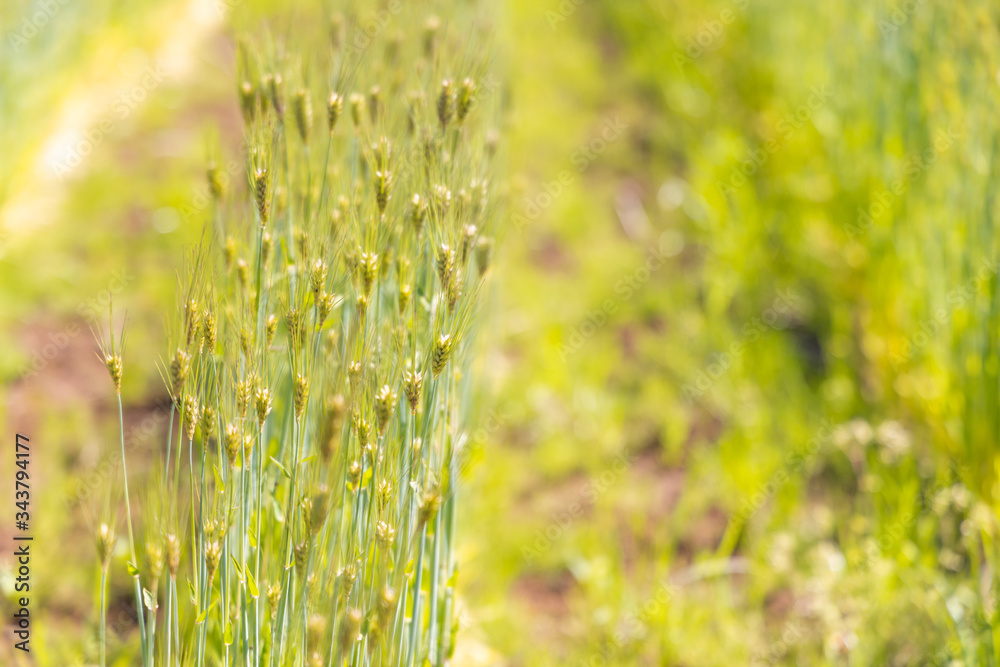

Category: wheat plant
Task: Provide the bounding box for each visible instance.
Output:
[94,3,502,665]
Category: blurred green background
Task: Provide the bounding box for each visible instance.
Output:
[4,0,1000,664]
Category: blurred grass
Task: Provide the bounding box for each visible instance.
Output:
[4,0,1000,664]
[466,0,1000,664]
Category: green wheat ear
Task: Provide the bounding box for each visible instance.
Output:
[293,88,313,145]
[432,333,454,377]
[327,92,344,132]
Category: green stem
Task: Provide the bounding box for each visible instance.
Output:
[174,390,186,494]
[438,375,458,666]
[436,588,452,667]
[164,402,175,489]
[132,576,149,666]
[117,393,148,663]
[166,576,173,667]
[273,415,302,666]
[241,452,251,667]
[255,425,265,667]
[407,524,427,667]
[427,503,443,664]
[426,373,450,663]
[147,601,157,667]
[172,577,180,667]
[317,133,333,217]
[223,461,237,667]
[393,584,408,663]
[99,568,107,667]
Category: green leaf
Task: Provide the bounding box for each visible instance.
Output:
[270,456,291,478]
[246,569,259,598]
[279,236,292,268]
[126,561,140,577]
[224,621,234,645]
[196,597,219,625]
[361,468,373,488]
[187,578,197,604]
[231,555,243,581]
[249,528,257,548]
[213,464,225,493]
[448,616,460,658]
[143,588,157,611]
[446,566,459,588]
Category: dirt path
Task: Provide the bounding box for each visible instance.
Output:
[0,0,223,245]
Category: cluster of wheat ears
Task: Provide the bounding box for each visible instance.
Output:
[91,5,501,666]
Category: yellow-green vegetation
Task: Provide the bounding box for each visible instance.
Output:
[465,0,1000,664]
[5,0,1000,665]
[85,3,501,666]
